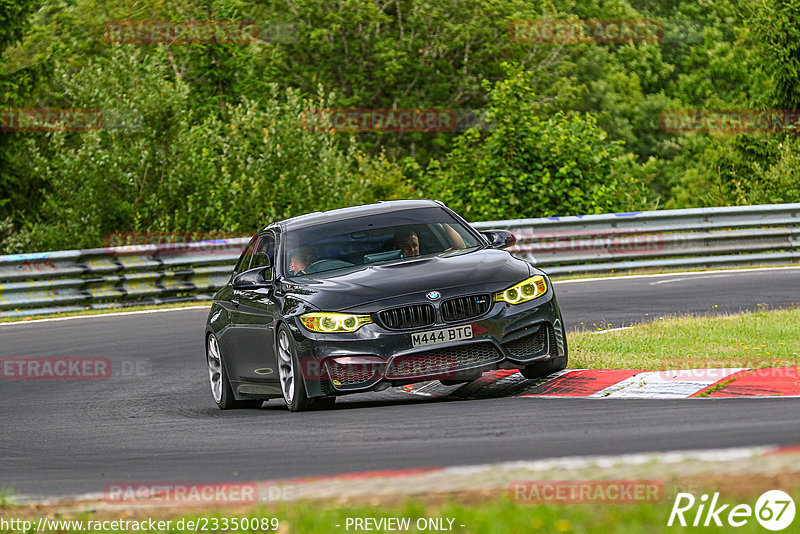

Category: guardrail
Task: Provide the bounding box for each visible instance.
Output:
[0,239,248,318]
[473,203,800,275]
[1,203,799,318]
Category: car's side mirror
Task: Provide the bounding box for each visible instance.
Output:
[232,266,273,290]
[481,230,517,249]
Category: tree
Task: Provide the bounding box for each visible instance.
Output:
[752,0,800,110]
[424,64,647,220]
[668,0,800,207]
[0,0,38,239]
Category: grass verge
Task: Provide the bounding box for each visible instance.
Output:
[569,307,800,370]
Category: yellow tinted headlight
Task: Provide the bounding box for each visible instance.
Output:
[300,312,372,333]
[495,276,547,305]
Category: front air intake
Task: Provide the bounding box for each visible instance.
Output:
[379,304,436,330]
[441,294,491,322]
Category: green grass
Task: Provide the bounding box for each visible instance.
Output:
[0,301,212,323]
[0,487,15,507]
[569,307,800,370]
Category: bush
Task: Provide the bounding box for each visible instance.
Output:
[668,135,800,207]
[7,48,414,253]
[422,64,648,221]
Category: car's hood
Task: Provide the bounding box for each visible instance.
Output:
[283,248,533,311]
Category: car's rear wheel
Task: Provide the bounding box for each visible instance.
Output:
[277,325,335,412]
[207,333,263,410]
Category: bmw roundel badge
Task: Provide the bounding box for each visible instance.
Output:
[426,291,441,300]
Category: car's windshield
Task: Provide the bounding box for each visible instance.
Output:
[284,207,480,278]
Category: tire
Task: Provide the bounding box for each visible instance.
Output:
[520,330,569,380]
[277,325,336,412]
[207,333,263,410]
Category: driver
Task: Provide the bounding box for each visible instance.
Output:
[289,247,316,276]
[393,229,420,258]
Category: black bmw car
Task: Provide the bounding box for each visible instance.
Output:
[205,200,567,411]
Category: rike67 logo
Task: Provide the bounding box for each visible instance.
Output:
[668,490,796,531]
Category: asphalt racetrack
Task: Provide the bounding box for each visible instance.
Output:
[2,267,800,497]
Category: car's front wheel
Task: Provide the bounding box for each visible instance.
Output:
[277,325,336,412]
[520,330,568,380]
[207,333,263,410]
[520,355,567,380]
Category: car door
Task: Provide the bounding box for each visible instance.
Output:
[215,236,257,363]
[229,231,281,384]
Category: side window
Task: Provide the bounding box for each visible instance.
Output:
[250,233,275,279]
[233,237,258,274]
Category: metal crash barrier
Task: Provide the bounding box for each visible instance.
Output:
[1,203,799,317]
[0,238,248,318]
[474,203,800,275]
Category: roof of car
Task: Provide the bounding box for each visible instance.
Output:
[271,200,444,231]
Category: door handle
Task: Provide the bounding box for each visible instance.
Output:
[231,298,240,308]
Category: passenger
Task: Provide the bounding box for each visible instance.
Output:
[443,223,467,250]
[393,229,420,258]
[289,247,317,275]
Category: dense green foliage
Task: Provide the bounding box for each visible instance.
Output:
[0,0,38,241]
[1,0,799,252]
[425,65,647,220]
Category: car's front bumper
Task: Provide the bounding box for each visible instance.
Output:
[288,294,566,397]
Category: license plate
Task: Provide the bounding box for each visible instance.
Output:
[411,325,473,347]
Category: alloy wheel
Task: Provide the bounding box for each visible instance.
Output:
[277,329,295,405]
